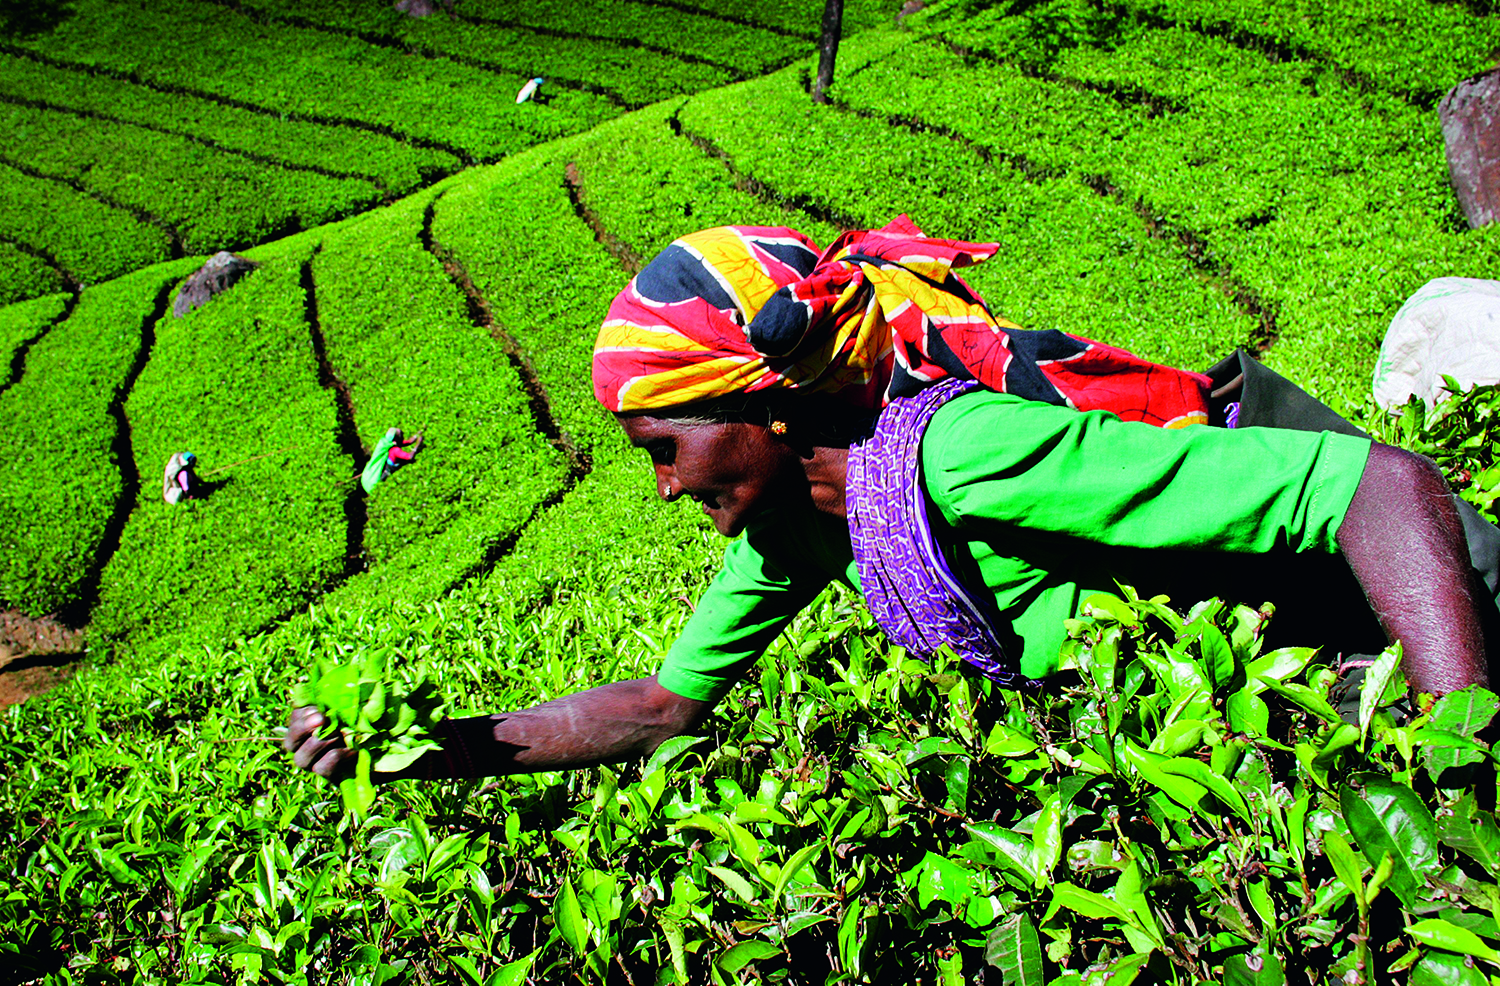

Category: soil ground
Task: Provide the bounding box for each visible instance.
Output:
[0,610,85,709]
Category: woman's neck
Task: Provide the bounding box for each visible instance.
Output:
[802,445,850,519]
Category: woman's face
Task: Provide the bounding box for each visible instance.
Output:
[617,415,804,537]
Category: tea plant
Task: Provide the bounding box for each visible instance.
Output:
[294,648,446,817]
[1366,377,1500,525]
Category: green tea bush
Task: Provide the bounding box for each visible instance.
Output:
[456,0,797,76]
[233,0,737,105]
[89,252,348,660]
[563,100,841,265]
[832,13,1500,401]
[0,241,65,307]
[8,565,1500,984]
[1,102,382,255]
[0,290,67,379]
[0,162,173,287]
[309,185,571,600]
[0,54,458,195]
[644,0,893,37]
[433,141,629,454]
[14,0,614,161]
[0,263,197,617]
[1111,0,1500,102]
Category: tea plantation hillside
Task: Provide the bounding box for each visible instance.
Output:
[4,0,1500,983]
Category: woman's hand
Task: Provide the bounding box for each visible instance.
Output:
[283,705,357,781]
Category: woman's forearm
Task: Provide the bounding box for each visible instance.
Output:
[1337,443,1489,696]
[364,676,709,781]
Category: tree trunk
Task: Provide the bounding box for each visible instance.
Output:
[811,0,845,104]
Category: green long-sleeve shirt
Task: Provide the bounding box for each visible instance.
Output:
[658,389,1372,703]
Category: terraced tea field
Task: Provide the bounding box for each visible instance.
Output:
[2,0,1499,982]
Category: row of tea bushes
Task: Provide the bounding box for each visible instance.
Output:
[562,99,842,269]
[7,0,616,162]
[9,547,1499,983]
[0,241,66,307]
[0,53,458,195]
[653,0,895,37]
[88,253,349,661]
[0,264,196,618]
[307,185,573,609]
[0,290,68,379]
[234,0,737,104]
[827,13,1500,399]
[0,161,174,289]
[914,0,1499,103]
[2,101,382,258]
[1112,0,1500,101]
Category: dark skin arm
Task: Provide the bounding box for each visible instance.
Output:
[284,674,712,782]
[1337,443,1489,696]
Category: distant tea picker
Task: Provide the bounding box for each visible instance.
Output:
[161,451,199,505]
[361,427,423,493]
[287,216,1500,783]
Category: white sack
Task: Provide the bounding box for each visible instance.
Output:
[1373,276,1500,409]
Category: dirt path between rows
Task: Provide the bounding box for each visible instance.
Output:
[0,611,85,710]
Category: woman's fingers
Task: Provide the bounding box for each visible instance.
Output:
[284,705,355,780]
[283,705,327,751]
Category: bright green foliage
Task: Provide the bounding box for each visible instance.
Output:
[646,0,894,36]
[1111,0,1500,101]
[11,0,617,161]
[1,101,382,255]
[0,264,196,616]
[564,99,841,263]
[434,141,627,452]
[0,241,65,307]
[0,162,173,287]
[89,253,347,659]
[832,10,1499,399]
[294,648,446,817]
[9,568,1500,982]
[310,185,572,605]
[0,53,458,194]
[3,2,1500,982]
[1364,378,1500,524]
[0,290,68,379]
[455,0,798,76]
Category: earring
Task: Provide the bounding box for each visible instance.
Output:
[770,420,789,436]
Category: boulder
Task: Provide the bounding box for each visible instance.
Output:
[1440,68,1500,229]
[173,251,258,318]
[394,0,452,17]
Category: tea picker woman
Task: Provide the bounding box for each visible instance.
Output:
[162,450,199,505]
[360,427,424,493]
[285,218,1497,782]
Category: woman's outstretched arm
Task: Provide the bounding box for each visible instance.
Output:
[284,675,713,781]
[1337,443,1490,696]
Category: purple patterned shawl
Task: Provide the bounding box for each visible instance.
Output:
[846,378,1036,686]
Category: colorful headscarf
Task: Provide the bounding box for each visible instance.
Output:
[593,216,1211,428]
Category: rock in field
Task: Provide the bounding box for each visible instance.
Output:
[173,251,258,318]
[1441,68,1500,229]
[394,0,452,17]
